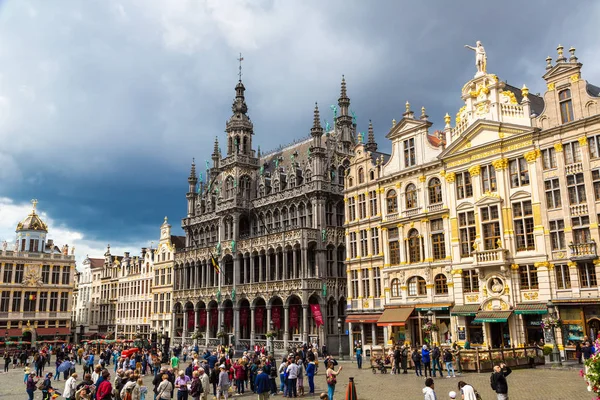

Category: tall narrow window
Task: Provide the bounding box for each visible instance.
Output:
[2,264,12,284]
[549,220,565,250]
[388,228,400,265]
[358,194,367,219]
[513,201,535,251]
[509,157,529,187]
[370,228,379,256]
[373,267,381,298]
[405,184,418,209]
[390,278,401,297]
[349,232,357,258]
[564,140,582,164]
[348,197,356,221]
[0,291,10,312]
[590,134,600,159]
[386,190,398,214]
[567,173,586,204]
[481,205,501,250]
[459,211,476,257]
[362,269,370,298]
[572,216,591,245]
[60,292,69,311]
[545,178,562,209]
[407,229,421,263]
[481,165,497,192]
[456,171,473,199]
[369,190,378,216]
[555,264,571,290]
[593,170,600,201]
[542,147,557,169]
[519,265,539,290]
[39,292,48,311]
[404,138,416,167]
[14,264,24,284]
[61,266,70,285]
[430,219,446,260]
[428,178,442,204]
[434,274,448,295]
[462,270,479,293]
[358,168,364,184]
[52,266,60,285]
[559,89,574,123]
[351,270,359,298]
[407,276,426,296]
[42,265,50,284]
[12,291,22,312]
[579,262,597,288]
[360,230,368,257]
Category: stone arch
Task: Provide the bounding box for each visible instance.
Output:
[222,254,234,285]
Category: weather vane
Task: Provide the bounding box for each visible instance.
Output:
[237,53,244,81]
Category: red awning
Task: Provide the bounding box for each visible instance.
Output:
[345,313,382,324]
[36,327,71,336]
[2,328,22,336]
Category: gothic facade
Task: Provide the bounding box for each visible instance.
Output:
[172,77,353,352]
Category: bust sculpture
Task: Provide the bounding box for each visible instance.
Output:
[491,278,503,293]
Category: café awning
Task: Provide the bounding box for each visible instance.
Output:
[514,303,548,315]
[377,307,414,327]
[473,311,512,323]
[345,313,382,324]
[415,303,452,312]
[450,304,480,316]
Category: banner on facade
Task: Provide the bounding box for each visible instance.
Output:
[187,310,195,330]
[255,306,264,326]
[290,305,299,328]
[310,304,324,327]
[272,307,281,329]
[240,308,249,327]
[199,310,207,327]
[210,308,218,328]
[224,308,233,328]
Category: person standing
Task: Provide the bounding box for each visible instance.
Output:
[198,368,210,400]
[64,372,79,400]
[401,346,409,374]
[355,344,363,369]
[490,363,512,400]
[412,348,423,377]
[305,359,316,395]
[25,371,39,400]
[216,364,231,400]
[171,353,180,377]
[175,370,191,400]
[254,368,270,400]
[393,346,401,375]
[431,344,441,378]
[422,378,436,400]
[40,372,54,400]
[96,370,113,400]
[421,345,431,378]
[156,373,174,400]
[443,349,456,378]
[325,361,342,400]
[285,358,299,398]
[457,381,477,400]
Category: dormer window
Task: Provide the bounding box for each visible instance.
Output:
[358,168,365,184]
[559,89,574,123]
[404,138,416,167]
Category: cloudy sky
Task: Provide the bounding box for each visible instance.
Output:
[0,0,599,266]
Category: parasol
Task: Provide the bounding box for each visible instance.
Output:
[345,377,357,400]
[57,361,73,373]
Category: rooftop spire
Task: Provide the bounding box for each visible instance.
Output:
[237,53,244,81]
[365,119,377,152]
[338,75,350,111]
[312,103,322,131]
[340,75,347,98]
[213,137,219,156]
[188,158,197,183]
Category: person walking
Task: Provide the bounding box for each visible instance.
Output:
[216,364,231,400]
[254,367,270,400]
[285,357,299,398]
[422,378,436,400]
[393,346,401,375]
[431,344,442,378]
[421,345,432,378]
[25,371,39,400]
[443,349,456,378]
[490,363,512,400]
[355,344,363,369]
[198,368,210,400]
[40,372,54,400]
[305,358,316,395]
[325,361,342,400]
[64,373,79,400]
[412,348,423,377]
[457,381,477,400]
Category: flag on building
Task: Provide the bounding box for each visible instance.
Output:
[29,294,36,300]
[210,252,220,274]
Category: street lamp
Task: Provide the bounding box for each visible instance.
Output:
[546,300,562,366]
[427,310,434,345]
[337,317,344,361]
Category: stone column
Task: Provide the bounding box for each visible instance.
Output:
[194,307,199,334]
[275,251,280,280]
[182,310,188,343]
[371,324,376,346]
[217,306,224,333]
[360,324,366,345]
[205,309,210,346]
[266,252,271,281]
[171,310,176,342]
[302,304,309,344]
[234,306,240,348]
[283,305,290,350]
[301,247,307,279]
[293,249,298,279]
[250,306,256,347]
[259,254,263,281]
[283,250,288,280]
[249,255,254,283]
[266,305,272,331]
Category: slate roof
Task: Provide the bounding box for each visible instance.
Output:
[504,83,545,116]
[171,235,186,250]
[587,83,600,97]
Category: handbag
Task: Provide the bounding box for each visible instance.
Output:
[326,372,336,385]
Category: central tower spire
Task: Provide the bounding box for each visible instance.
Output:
[226,55,254,157]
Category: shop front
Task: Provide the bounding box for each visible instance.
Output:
[473,311,512,348]
[377,307,414,346]
[415,304,452,345]
[345,313,383,350]
[450,304,482,346]
[514,303,548,345]
[554,302,600,345]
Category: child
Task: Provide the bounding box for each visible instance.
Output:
[24,365,31,383]
[138,378,147,400]
[448,391,457,399]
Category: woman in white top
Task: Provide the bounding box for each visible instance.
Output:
[457,381,477,400]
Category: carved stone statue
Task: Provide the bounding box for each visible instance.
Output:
[231,240,236,253]
[321,228,327,242]
[2,241,6,251]
[216,241,222,255]
[491,278,503,294]
[205,160,210,170]
[465,41,487,75]
[330,105,338,119]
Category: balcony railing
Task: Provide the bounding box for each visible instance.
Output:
[569,241,597,260]
[565,162,584,175]
[403,207,421,217]
[473,248,507,265]
[570,203,589,216]
[428,203,444,212]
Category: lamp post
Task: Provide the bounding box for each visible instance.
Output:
[426,310,434,345]
[546,300,562,366]
[337,317,343,361]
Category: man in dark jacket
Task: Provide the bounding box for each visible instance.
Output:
[254,368,270,399]
[431,344,441,377]
[490,363,512,399]
[393,346,401,374]
[401,346,409,374]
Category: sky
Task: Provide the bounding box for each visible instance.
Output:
[0,0,599,267]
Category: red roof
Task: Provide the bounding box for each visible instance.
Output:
[89,258,104,268]
[427,132,445,148]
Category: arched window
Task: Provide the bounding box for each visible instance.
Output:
[290,205,297,227]
[358,168,365,184]
[273,180,280,193]
[240,175,251,200]
[348,177,354,187]
[305,169,312,183]
[428,178,442,205]
[338,166,345,185]
[435,274,448,295]
[407,276,426,296]
[370,170,375,180]
[225,176,234,199]
[282,207,289,228]
[390,278,401,297]
[273,209,280,230]
[406,183,418,209]
[386,190,398,213]
[265,211,273,231]
[407,229,421,263]
[559,89,574,123]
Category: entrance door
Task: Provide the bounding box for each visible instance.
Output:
[22,331,32,348]
[589,319,600,339]
[489,322,510,348]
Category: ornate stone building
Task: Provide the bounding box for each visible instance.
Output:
[0,201,76,343]
[346,43,600,354]
[172,77,351,352]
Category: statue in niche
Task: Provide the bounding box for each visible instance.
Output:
[491,278,503,294]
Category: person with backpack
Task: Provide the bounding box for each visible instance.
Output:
[40,372,54,400]
[421,345,432,378]
[431,344,442,378]
[25,370,39,400]
[458,381,478,400]
[412,348,423,377]
[490,363,512,400]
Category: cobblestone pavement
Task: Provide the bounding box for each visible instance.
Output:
[0,360,593,400]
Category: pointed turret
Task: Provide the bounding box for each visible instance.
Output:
[311,102,324,147]
[337,75,353,151]
[226,75,254,156]
[186,159,198,218]
[365,120,378,152]
[188,159,197,184]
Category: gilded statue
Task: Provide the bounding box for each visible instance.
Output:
[465,41,487,75]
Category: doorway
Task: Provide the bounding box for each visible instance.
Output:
[489,322,510,348]
[589,319,600,339]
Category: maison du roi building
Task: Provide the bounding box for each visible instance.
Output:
[171,77,352,353]
[344,43,600,359]
[0,201,76,343]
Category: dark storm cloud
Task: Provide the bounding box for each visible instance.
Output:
[0,0,598,249]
